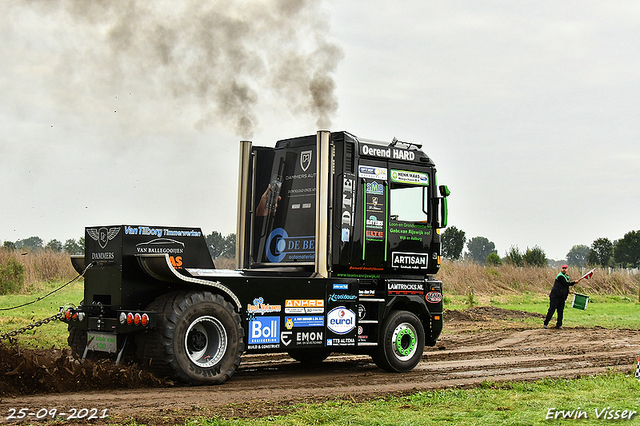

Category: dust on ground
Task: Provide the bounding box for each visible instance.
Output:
[0,306,637,425]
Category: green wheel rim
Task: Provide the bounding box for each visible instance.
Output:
[392,322,417,361]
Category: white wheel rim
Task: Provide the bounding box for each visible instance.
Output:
[185,316,228,367]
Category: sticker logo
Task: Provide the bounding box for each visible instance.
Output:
[391,252,428,269]
[248,316,280,344]
[327,307,356,335]
[87,227,120,249]
[300,150,313,172]
[426,291,443,303]
[265,228,315,263]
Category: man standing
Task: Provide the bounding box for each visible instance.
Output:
[544,265,581,329]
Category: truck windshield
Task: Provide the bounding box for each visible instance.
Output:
[390,185,428,222]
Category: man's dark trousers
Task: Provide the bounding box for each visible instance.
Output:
[544,296,565,327]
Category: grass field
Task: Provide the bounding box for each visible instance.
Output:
[155,374,640,425]
[1,263,639,426]
[0,280,83,348]
[444,292,640,330]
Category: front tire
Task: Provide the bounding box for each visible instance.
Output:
[137,291,244,385]
[372,310,425,372]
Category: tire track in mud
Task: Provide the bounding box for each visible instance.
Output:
[1,327,638,425]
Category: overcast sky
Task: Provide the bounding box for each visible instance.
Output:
[1,1,638,261]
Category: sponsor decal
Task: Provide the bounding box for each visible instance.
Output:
[357,304,366,320]
[285,299,325,314]
[388,281,425,295]
[91,251,115,261]
[163,229,202,237]
[248,316,280,345]
[328,293,357,303]
[366,230,384,239]
[247,343,280,350]
[87,227,120,249]
[296,330,323,345]
[300,150,313,172]
[341,177,356,242]
[367,196,383,212]
[388,222,430,243]
[358,165,387,180]
[124,225,202,238]
[327,307,356,335]
[333,283,349,290]
[365,187,386,241]
[326,337,355,346]
[265,228,315,263]
[366,181,384,195]
[347,266,383,272]
[169,256,183,269]
[135,238,185,255]
[280,331,293,346]
[392,252,428,269]
[246,297,282,317]
[426,291,443,303]
[359,289,376,297]
[285,316,325,329]
[366,215,384,229]
[390,170,429,185]
[361,144,417,162]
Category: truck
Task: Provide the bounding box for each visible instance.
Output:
[63,130,450,385]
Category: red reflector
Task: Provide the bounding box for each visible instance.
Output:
[72,312,78,321]
[134,313,141,325]
[141,313,149,326]
[126,313,134,325]
[65,310,72,320]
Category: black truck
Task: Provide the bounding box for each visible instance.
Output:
[63,130,450,385]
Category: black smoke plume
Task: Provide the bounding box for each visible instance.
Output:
[15,0,343,137]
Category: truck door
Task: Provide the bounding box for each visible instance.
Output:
[387,167,434,272]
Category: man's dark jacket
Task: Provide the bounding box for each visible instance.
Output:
[549,272,575,300]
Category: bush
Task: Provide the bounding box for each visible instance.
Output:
[0,258,25,294]
[523,246,547,267]
[486,252,502,266]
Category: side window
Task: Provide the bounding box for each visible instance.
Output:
[390,185,428,222]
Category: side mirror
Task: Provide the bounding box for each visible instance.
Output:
[438,185,450,228]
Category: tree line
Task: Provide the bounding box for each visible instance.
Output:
[442,226,640,269]
[4,227,638,269]
[1,231,237,260]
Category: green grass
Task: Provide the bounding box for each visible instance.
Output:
[0,280,83,349]
[443,293,640,329]
[177,373,640,425]
[493,294,640,329]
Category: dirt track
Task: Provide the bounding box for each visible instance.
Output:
[1,307,639,425]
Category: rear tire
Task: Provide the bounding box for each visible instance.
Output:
[67,325,87,359]
[372,310,425,372]
[137,291,244,385]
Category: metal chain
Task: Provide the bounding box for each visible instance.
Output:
[0,309,64,342]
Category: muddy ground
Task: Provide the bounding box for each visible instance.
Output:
[1,306,638,425]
